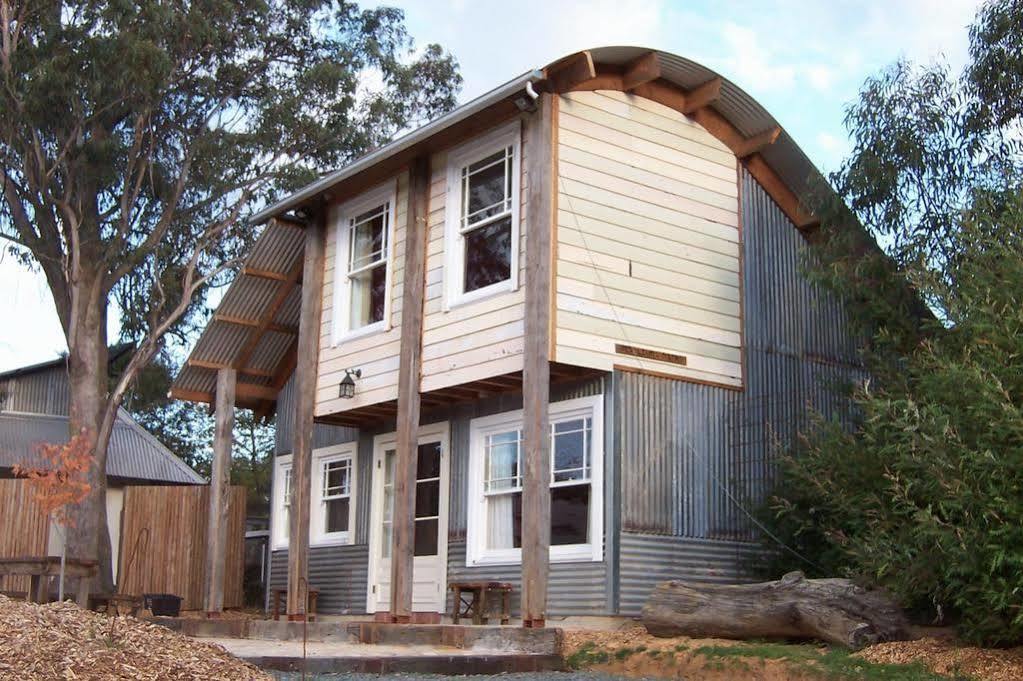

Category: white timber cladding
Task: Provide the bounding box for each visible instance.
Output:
[316,175,406,416]
[555,90,743,386]
[420,120,527,393]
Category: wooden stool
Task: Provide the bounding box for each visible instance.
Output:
[449,581,512,625]
[271,587,319,621]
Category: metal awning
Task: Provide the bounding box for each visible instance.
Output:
[170,219,305,413]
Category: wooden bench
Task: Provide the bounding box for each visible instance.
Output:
[270,587,320,621]
[449,581,512,625]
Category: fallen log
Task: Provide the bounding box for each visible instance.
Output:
[641,571,911,650]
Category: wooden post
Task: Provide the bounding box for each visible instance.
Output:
[521,93,555,627]
[203,367,235,616]
[389,157,432,622]
[287,214,326,619]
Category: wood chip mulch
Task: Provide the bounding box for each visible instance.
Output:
[0,594,271,680]
[858,637,1023,681]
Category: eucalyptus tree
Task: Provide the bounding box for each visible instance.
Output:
[0,0,461,590]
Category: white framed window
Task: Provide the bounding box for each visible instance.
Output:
[271,455,293,550]
[312,443,358,546]
[466,395,604,566]
[332,182,397,343]
[443,121,521,308]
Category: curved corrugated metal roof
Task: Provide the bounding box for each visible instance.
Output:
[250,46,824,225]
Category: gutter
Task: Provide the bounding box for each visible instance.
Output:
[250,69,546,226]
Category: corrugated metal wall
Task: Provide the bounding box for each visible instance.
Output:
[614,168,861,614]
[0,364,70,415]
[274,373,358,455]
[268,545,369,614]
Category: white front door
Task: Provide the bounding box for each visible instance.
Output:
[367,423,449,614]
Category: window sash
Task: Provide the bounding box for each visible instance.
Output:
[322,458,352,500]
[282,467,292,507]
[347,204,389,273]
[459,146,513,232]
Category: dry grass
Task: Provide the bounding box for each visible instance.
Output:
[563,622,1023,680]
[0,594,270,680]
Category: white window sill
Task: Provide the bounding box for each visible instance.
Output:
[467,544,600,567]
[333,320,388,346]
[310,534,352,548]
[445,279,516,312]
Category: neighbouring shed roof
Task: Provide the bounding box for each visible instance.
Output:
[0,409,205,484]
[172,46,829,410]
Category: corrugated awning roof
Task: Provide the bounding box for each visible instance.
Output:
[0,409,205,484]
[170,218,305,412]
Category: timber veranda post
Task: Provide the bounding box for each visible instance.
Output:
[389,156,432,622]
[287,213,326,619]
[521,92,555,627]
[203,367,236,616]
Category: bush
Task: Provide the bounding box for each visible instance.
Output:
[765,204,1023,645]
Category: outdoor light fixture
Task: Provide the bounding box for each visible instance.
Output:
[338,369,362,399]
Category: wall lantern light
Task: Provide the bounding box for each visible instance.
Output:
[339,369,362,399]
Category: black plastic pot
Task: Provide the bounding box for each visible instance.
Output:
[143,593,182,617]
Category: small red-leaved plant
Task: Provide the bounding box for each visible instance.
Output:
[13,429,94,529]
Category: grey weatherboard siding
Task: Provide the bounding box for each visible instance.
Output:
[268,169,859,617]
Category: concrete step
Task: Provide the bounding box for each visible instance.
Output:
[247,652,565,675]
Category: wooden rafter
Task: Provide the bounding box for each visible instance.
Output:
[215,314,298,336]
[171,382,278,404]
[680,77,721,114]
[233,260,304,372]
[187,359,274,378]
[744,153,819,230]
[545,51,596,93]
[734,126,782,159]
[622,52,661,91]
[242,266,289,281]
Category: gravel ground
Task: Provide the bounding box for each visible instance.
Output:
[272,670,646,674]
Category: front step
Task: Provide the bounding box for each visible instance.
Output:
[247,652,565,675]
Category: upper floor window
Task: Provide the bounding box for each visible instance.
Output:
[333,183,396,342]
[444,121,521,307]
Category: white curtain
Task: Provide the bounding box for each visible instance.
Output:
[487,494,514,549]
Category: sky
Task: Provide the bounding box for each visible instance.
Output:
[0,0,983,372]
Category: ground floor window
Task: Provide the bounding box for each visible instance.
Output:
[272,443,358,550]
[467,395,603,565]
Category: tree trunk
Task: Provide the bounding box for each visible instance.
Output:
[64,281,116,595]
[641,571,911,650]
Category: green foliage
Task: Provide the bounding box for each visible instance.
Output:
[763,0,1023,646]
[695,643,955,680]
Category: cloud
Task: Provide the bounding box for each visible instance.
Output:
[718,22,797,91]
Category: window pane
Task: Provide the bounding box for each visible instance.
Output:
[349,208,386,270]
[553,419,589,482]
[464,217,512,293]
[416,479,440,518]
[485,430,520,491]
[283,468,292,507]
[551,485,589,545]
[414,518,438,556]
[465,150,510,222]
[324,459,350,496]
[326,497,349,533]
[416,442,441,479]
[486,491,522,549]
[349,263,386,329]
[382,522,391,558]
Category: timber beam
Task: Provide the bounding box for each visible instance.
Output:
[622,52,661,91]
[544,51,596,93]
[187,359,274,378]
[680,77,721,114]
[215,314,298,336]
[389,156,432,623]
[203,367,235,617]
[287,210,326,620]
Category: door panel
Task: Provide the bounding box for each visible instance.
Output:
[368,427,449,613]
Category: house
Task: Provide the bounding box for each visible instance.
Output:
[172,47,860,623]
[0,350,204,582]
